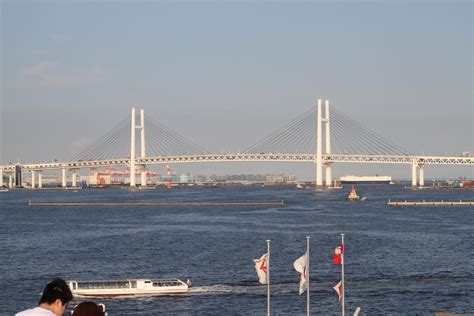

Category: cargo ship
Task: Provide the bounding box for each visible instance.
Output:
[339,175,392,185]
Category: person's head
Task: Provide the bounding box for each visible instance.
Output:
[72,301,106,316]
[38,278,73,316]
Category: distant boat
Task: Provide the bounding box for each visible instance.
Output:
[67,278,189,298]
[347,185,360,201]
[340,175,391,185]
[0,188,9,192]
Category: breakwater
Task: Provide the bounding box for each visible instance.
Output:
[28,201,285,207]
[387,200,473,206]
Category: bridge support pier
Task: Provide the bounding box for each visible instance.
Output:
[140,165,147,187]
[8,175,13,188]
[31,170,36,189]
[62,168,67,188]
[411,159,418,187]
[419,164,424,187]
[71,169,78,188]
[15,165,22,187]
[38,171,43,188]
[325,163,332,188]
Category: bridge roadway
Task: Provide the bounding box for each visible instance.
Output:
[1,154,472,172]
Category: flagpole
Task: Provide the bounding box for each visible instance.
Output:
[341,233,345,316]
[306,236,310,316]
[267,239,271,316]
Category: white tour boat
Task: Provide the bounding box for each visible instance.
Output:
[67,278,189,298]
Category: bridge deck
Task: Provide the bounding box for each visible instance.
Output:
[1,154,472,171]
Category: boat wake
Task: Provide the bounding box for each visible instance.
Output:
[188,282,302,296]
[189,284,262,295]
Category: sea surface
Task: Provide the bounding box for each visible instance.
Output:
[0,185,472,315]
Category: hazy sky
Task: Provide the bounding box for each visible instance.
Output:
[1,1,472,180]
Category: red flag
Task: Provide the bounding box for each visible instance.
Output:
[334,244,344,265]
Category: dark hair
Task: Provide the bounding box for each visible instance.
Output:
[38,278,73,305]
[73,301,105,316]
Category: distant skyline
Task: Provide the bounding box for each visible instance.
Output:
[1,1,472,180]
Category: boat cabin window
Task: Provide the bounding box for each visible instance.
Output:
[152,280,181,287]
[77,281,130,289]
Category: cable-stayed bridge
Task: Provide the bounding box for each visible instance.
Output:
[1,99,472,189]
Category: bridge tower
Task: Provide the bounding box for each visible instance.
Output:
[130,107,146,187]
[324,100,332,188]
[316,99,332,189]
[316,99,323,188]
[130,108,137,187]
[140,109,147,187]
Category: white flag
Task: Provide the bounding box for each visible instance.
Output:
[333,281,342,301]
[293,252,308,295]
[254,253,268,284]
[353,307,361,316]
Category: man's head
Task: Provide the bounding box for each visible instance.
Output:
[72,301,106,316]
[38,278,73,316]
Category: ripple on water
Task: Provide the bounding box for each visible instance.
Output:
[2,186,472,315]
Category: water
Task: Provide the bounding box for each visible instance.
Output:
[1,185,472,315]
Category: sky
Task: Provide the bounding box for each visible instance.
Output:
[1,0,472,180]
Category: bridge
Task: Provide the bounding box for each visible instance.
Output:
[1,99,472,189]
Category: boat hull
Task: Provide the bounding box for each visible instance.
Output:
[340,180,391,185]
[347,197,360,201]
[73,290,188,298]
[340,175,392,185]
